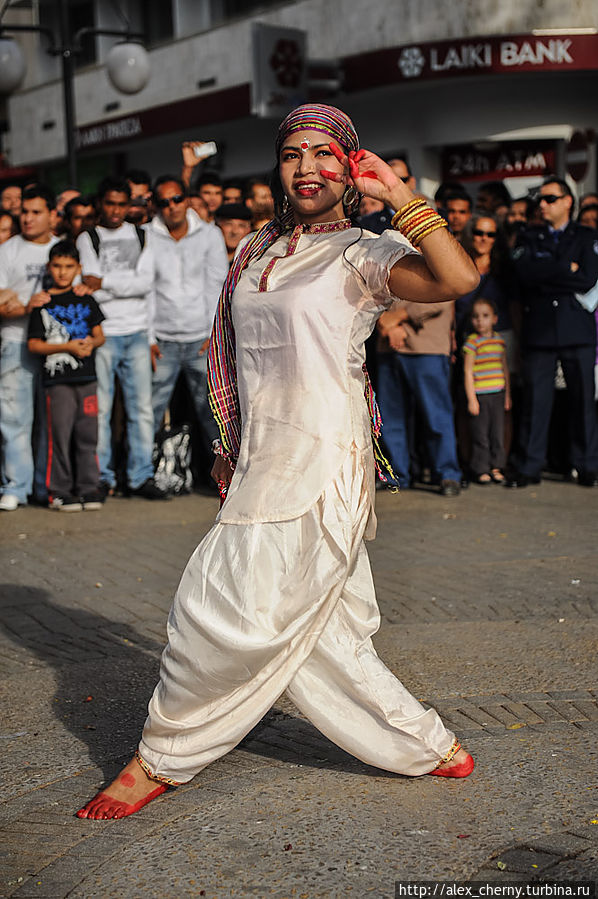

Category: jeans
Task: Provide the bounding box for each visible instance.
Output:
[377,352,461,488]
[95,332,155,490]
[0,340,39,502]
[152,339,219,445]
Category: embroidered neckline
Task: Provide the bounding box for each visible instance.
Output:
[296,218,352,235]
[259,219,353,291]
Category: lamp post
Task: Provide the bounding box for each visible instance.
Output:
[0,0,150,184]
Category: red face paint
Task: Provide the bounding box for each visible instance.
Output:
[119,772,136,787]
[359,171,379,179]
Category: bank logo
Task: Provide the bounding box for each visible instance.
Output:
[398,46,425,78]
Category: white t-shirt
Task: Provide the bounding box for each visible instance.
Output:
[0,234,58,344]
[76,223,153,336]
[218,227,416,525]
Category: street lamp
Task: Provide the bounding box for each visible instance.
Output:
[106,41,150,95]
[0,35,25,93]
[0,0,150,184]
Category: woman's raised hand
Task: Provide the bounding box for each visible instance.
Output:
[322,143,412,207]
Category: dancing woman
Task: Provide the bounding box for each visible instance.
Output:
[78,105,479,820]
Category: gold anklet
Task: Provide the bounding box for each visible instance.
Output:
[134,750,183,786]
[432,739,461,771]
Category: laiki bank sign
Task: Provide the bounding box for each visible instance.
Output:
[343,32,598,89]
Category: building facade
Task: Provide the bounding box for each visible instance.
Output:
[2,0,598,197]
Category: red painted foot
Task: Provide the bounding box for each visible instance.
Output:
[428,753,475,778]
[76,784,168,820]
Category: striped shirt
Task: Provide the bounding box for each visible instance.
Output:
[462,332,506,394]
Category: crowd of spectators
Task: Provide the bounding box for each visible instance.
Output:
[0,141,597,512]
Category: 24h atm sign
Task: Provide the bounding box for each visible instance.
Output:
[343,32,598,89]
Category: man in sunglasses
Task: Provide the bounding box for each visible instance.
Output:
[146,175,228,468]
[509,177,598,488]
[77,176,166,500]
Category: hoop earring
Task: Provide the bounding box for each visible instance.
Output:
[342,186,359,214]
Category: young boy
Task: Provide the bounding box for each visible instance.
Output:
[27,240,105,511]
[463,298,511,484]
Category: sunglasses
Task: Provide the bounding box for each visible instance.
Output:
[156,194,186,209]
[539,194,565,205]
[473,228,496,238]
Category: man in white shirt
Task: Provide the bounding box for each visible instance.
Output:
[148,175,229,468]
[77,176,166,500]
[0,184,58,510]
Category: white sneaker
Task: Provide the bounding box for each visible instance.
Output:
[0,494,19,511]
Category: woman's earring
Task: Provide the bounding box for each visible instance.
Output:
[282,195,290,214]
[342,186,359,214]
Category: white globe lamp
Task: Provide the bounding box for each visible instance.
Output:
[106,41,150,94]
[0,37,26,94]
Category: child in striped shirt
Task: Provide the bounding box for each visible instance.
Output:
[463,298,511,484]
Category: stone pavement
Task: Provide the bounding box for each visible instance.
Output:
[0,477,597,897]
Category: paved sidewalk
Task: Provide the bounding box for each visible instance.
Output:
[0,478,597,897]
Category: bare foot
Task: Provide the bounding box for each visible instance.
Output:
[429,747,475,778]
[76,756,168,820]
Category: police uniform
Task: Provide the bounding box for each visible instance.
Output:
[513,220,598,482]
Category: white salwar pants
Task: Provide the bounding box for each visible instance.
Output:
[139,448,456,783]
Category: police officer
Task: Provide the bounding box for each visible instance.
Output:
[508,177,598,487]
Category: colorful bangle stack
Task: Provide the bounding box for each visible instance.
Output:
[391,197,448,247]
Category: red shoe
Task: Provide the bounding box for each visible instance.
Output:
[76,783,168,820]
[428,753,475,778]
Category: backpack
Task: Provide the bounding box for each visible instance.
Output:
[85,224,146,256]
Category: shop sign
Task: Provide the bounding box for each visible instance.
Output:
[343,33,598,90]
[77,116,142,149]
[75,84,251,151]
[441,141,557,182]
[251,23,307,118]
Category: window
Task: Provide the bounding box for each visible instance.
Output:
[211,0,290,26]
[126,0,174,47]
[39,0,96,69]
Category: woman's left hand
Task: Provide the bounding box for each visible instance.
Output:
[321,144,412,209]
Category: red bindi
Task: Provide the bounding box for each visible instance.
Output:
[119,772,136,787]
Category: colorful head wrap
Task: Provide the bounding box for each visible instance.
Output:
[275,103,359,158]
[207,103,386,479]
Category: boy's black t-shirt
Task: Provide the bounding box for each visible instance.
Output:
[27,290,104,386]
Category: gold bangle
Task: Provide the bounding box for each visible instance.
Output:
[391,199,427,230]
[411,219,448,247]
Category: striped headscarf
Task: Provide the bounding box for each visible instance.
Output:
[275,103,359,157]
[207,103,385,473]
